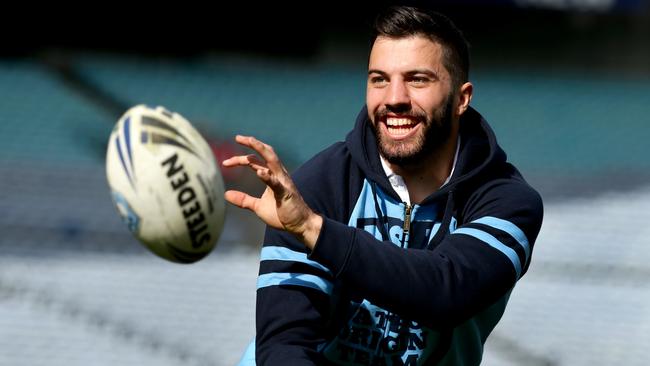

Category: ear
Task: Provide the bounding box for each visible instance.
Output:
[456,82,473,116]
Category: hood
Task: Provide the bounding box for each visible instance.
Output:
[344,105,507,203]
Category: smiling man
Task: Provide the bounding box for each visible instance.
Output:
[367,32,471,204]
[225,6,543,365]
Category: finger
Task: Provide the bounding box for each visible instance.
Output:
[224,190,259,211]
[233,135,260,151]
[223,154,277,190]
[232,135,296,199]
[221,154,264,167]
[222,154,267,171]
[222,151,286,196]
[256,168,286,195]
[234,135,285,172]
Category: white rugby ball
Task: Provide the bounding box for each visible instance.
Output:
[106,105,225,263]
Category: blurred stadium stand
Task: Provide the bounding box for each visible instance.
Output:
[1,1,650,365]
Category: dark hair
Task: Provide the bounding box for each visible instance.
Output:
[372,6,470,88]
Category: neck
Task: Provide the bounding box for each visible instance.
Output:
[388,125,459,204]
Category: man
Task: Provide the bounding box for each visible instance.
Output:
[224,5,543,365]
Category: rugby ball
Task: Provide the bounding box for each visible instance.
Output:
[106,105,225,263]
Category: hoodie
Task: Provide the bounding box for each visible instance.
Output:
[245,106,543,365]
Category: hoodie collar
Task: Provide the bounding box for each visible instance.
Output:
[379,136,461,205]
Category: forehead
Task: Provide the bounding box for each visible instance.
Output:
[369,35,446,74]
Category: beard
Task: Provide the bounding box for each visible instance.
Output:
[372,93,455,167]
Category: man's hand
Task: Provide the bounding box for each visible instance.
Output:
[222,135,322,250]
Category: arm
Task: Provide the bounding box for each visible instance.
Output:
[223,135,329,364]
[254,227,332,364]
[223,135,543,332]
[309,180,543,328]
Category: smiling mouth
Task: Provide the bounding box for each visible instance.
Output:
[384,117,420,137]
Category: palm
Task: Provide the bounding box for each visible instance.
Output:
[254,187,284,229]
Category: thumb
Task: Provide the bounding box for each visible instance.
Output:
[224,190,258,211]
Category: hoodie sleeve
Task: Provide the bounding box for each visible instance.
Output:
[308,178,543,329]
[254,143,353,365]
[254,227,333,365]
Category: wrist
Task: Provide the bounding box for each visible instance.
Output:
[298,212,323,251]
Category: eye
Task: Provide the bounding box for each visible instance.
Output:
[369,75,387,86]
[409,76,429,85]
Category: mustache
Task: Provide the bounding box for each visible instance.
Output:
[374,107,427,123]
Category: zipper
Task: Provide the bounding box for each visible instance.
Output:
[403,203,412,234]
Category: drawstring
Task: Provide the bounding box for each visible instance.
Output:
[427,190,455,250]
[370,182,390,241]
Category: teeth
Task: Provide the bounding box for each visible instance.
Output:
[386,117,418,137]
[387,127,410,136]
[386,118,415,127]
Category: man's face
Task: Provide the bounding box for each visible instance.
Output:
[367,35,456,166]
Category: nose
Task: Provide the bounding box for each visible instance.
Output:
[385,80,410,111]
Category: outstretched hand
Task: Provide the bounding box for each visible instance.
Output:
[222,135,322,249]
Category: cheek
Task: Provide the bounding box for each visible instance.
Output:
[366,89,383,113]
[412,91,448,114]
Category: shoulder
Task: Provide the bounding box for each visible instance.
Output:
[461,164,544,240]
[465,161,542,208]
[476,177,543,215]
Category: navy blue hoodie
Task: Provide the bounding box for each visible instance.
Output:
[247,106,543,365]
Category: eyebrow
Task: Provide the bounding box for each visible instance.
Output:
[367,69,387,76]
[367,69,439,79]
[405,69,439,79]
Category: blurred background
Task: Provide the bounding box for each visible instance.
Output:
[1,1,649,365]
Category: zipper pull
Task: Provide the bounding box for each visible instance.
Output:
[403,204,412,234]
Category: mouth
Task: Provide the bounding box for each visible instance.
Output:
[381,116,421,140]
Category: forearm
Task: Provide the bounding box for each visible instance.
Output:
[255,228,332,364]
[309,217,517,328]
[307,180,543,328]
[256,287,327,365]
